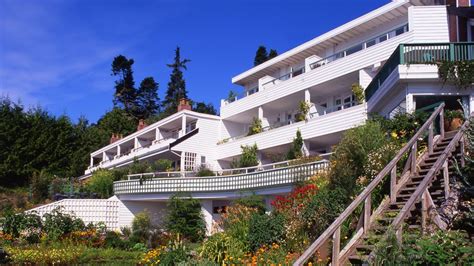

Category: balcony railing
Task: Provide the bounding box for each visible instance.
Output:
[225,24,409,105]
[218,101,361,145]
[365,42,474,101]
[114,160,329,195]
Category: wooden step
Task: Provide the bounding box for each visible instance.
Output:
[348,254,369,264]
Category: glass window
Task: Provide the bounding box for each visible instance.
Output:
[366,39,376,48]
[346,44,363,56]
[292,67,305,77]
[395,26,405,36]
[378,35,387,43]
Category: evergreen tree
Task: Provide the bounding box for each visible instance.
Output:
[163,47,190,115]
[287,129,303,160]
[193,101,217,115]
[136,77,160,119]
[111,55,137,114]
[254,46,268,66]
[268,49,278,60]
[166,193,205,242]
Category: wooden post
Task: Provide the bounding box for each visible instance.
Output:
[440,109,445,138]
[460,141,465,167]
[390,166,397,203]
[395,226,403,244]
[443,161,450,199]
[411,142,417,173]
[428,124,434,155]
[332,227,341,266]
[364,196,371,233]
[421,190,429,234]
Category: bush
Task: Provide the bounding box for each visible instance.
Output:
[131,210,152,244]
[248,213,285,251]
[30,170,53,203]
[1,211,42,239]
[43,208,85,241]
[152,159,173,172]
[235,144,259,168]
[287,129,303,160]
[165,194,205,242]
[234,194,266,214]
[199,232,231,264]
[329,120,390,197]
[195,165,215,177]
[104,231,127,249]
[86,169,114,198]
[6,246,82,265]
[247,117,263,136]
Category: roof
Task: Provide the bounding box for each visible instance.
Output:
[231,0,433,85]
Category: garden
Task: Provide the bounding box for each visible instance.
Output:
[1,111,473,265]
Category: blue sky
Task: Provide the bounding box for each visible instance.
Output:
[0,0,390,123]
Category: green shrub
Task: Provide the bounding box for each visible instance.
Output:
[128,158,152,175]
[199,232,231,264]
[1,211,42,238]
[296,100,310,122]
[86,169,114,198]
[104,231,127,249]
[234,194,266,214]
[195,165,215,177]
[43,208,85,241]
[239,144,259,168]
[152,159,173,172]
[287,129,303,160]
[248,213,285,251]
[131,210,152,244]
[351,83,365,103]
[159,235,190,265]
[329,120,390,197]
[165,194,205,242]
[247,117,263,136]
[301,187,347,240]
[30,170,53,203]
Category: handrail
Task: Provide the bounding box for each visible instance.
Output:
[391,117,471,235]
[294,103,446,265]
[125,155,333,180]
[366,42,474,101]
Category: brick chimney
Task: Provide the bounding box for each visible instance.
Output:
[177,98,192,112]
[110,133,117,144]
[137,119,148,131]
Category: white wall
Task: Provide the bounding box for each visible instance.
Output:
[119,200,168,229]
[408,6,449,43]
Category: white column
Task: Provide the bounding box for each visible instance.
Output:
[155,128,162,141]
[201,200,214,235]
[406,94,415,114]
[304,89,311,102]
[180,151,186,173]
[134,137,139,150]
[90,156,94,167]
[358,68,375,89]
[258,106,263,120]
[117,145,121,156]
[181,115,187,137]
[302,140,310,157]
[257,151,263,167]
[102,152,107,162]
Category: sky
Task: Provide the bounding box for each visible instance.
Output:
[0,0,391,123]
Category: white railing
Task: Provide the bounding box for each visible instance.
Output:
[26,197,121,230]
[114,160,329,195]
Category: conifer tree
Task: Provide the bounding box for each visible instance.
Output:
[163,47,191,115]
[111,55,137,114]
[136,77,160,119]
[268,49,278,60]
[254,46,268,66]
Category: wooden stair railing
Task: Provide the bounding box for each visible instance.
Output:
[389,116,471,244]
[294,103,447,266]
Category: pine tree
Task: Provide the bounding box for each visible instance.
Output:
[254,46,268,66]
[268,49,278,60]
[111,55,137,114]
[287,129,303,160]
[136,77,160,119]
[193,101,217,115]
[163,47,190,115]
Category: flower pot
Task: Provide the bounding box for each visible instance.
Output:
[444,118,463,131]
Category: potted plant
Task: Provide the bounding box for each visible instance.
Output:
[247,117,263,136]
[296,100,311,122]
[444,109,464,131]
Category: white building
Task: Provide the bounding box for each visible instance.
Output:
[36,0,474,232]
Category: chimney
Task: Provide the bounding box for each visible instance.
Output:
[110,133,117,144]
[137,119,148,131]
[177,98,192,112]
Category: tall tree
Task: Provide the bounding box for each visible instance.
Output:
[254,46,268,66]
[136,77,160,119]
[111,55,137,114]
[163,47,190,115]
[193,101,217,115]
[268,49,278,60]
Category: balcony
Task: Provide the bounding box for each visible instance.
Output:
[222,24,410,110]
[365,42,474,102]
[113,160,329,196]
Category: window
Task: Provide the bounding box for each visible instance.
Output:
[184,152,197,171]
[378,35,387,43]
[366,39,376,48]
[346,44,363,56]
[292,66,305,77]
[335,98,342,111]
[343,94,355,109]
[247,87,258,96]
[201,156,206,164]
[395,26,405,36]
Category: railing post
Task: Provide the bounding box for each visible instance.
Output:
[332,226,341,266]
[440,108,445,138]
[390,166,397,203]
[460,140,465,167]
[421,189,429,234]
[399,44,405,64]
[411,142,417,173]
[449,43,455,61]
[396,226,403,244]
[364,195,371,233]
[428,123,434,155]
[443,161,450,199]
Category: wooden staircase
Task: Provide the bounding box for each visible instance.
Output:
[294,103,471,266]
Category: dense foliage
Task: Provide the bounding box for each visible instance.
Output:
[165,194,205,242]
[254,46,278,66]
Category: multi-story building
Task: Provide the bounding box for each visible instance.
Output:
[33,0,474,233]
